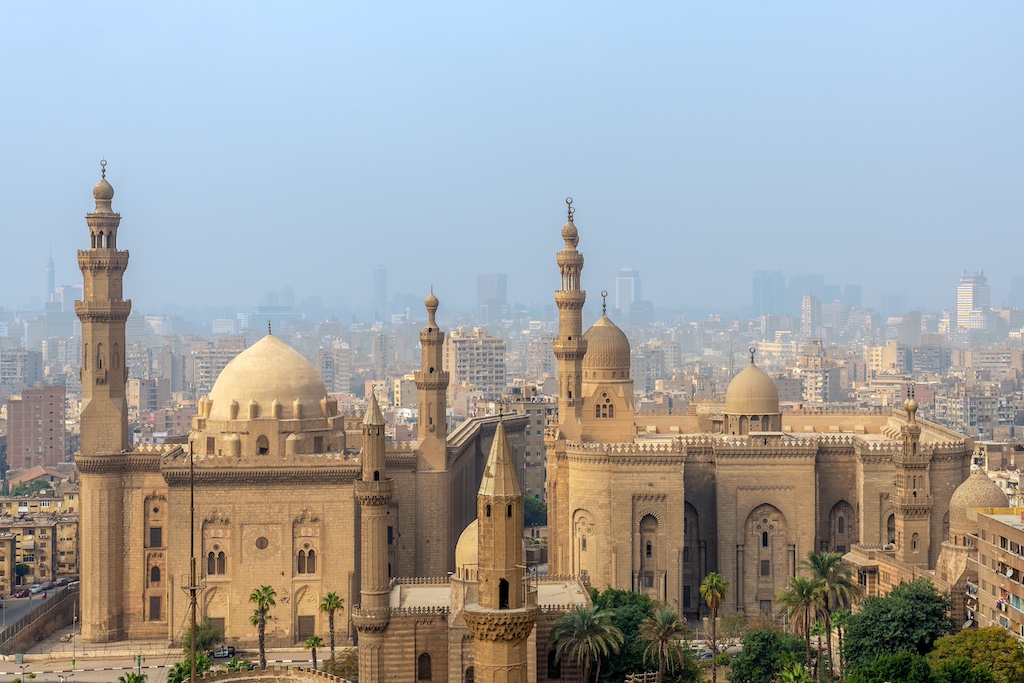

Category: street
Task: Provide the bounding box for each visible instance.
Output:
[2,593,60,632]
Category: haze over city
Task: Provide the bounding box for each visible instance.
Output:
[3,2,1023,317]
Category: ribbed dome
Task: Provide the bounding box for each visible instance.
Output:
[725,362,780,415]
[582,315,630,374]
[207,335,328,421]
[949,469,1008,535]
[455,519,478,572]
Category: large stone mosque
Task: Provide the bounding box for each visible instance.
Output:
[75,166,985,683]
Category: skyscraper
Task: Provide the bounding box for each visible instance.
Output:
[956,270,991,330]
[45,251,55,304]
[615,268,640,315]
[372,265,387,322]
[476,273,507,322]
[752,271,786,317]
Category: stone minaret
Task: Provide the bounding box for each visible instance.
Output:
[463,420,538,683]
[354,393,392,683]
[893,386,932,568]
[416,290,449,469]
[553,199,587,442]
[74,161,131,641]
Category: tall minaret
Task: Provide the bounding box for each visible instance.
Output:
[893,384,932,568]
[74,161,131,641]
[415,290,449,470]
[353,393,392,683]
[463,419,538,683]
[553,198,587,441]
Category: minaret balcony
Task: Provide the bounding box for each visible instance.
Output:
[554,290,587,308]
[355,478,393,506]
[892,493,933,510]
[77,250,129,270]
[74,299,132,321]
[463,604,539,642]
[352,607,391,633]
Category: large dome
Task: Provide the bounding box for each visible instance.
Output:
[455,520,478,575]
[582,315,630,375]
[725,362,780,415]
[949,469,1008,535]
[207,335,329,421]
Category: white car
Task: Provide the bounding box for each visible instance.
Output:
[29,584,42,595]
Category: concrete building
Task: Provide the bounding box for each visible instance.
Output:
[970,507,1024,638]
[6,384,66,471]
[445,327,507,401]
[957,270,992,331]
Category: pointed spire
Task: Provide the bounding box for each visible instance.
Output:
[364,391,385,426]
[478,419,520,497]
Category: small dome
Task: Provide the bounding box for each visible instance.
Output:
[582,315,630,374]
[207,335,328,422]
[725,362,780,415]
[949,469,1008,535]
[425,291,439,309]
[561,221,579,247]
[93,178,114,201]
[455,519,478,572]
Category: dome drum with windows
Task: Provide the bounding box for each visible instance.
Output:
[189,334,346,460]
[724,349,782,434]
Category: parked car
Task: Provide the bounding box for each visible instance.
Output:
[29,584,42,594]
[12,589,30,598]
[211,647,235,659]
[40,581,55,590]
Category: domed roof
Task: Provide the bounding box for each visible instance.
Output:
[93,177,114,202]
[207,335,329,421]
[455,519,478,571]
[949,469,1008,535]
[582,315,630,373]
[724,362,780,415]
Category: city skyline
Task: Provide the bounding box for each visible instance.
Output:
[3,2,1023,314]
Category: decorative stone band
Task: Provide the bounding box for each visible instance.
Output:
[74,299,132,322]
[76,453,128,474]
[463,606,539,642]
[162,468,360,486]
[413,372,450,391]
[354,479,393,507]
[352,609,391,633]
[76,251,130,270]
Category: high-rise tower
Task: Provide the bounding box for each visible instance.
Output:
[74,161,131,641]
[463,419,538,683]
[354,393,392,682]
[552,198,587,441]
[893,386,932,568]
[45,249,55,303]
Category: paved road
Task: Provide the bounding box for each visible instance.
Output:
[1,593,60,631]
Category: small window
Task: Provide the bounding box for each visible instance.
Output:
[645,542,652,558]
[418,653,432,681]
[313,436,324,453]
[762,531,768,548]
[150,566,161,584]
[307,549,316,573]
[581,537,587,551]
[257,435,270,455]
[387,526,394,545]
[507,504,512,518]
[838,517,845,534]
[760,560,770,576]
[297,550,307,574]
[486,504,491,518]
[206,437,215,454]
[217,551,225,574]
[149,596,162,621]
[149,527,163,548]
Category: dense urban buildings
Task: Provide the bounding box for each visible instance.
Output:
[6,384,66,470]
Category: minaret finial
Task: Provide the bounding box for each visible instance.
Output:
[601,290,608,315]
[268,320,272,335]
[749,346,756,364]
[566,196,574,223]
[100,159,107,179]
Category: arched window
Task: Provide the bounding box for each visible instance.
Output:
[217,551,226,574]
[96,343,104,370]
[207,552,216,575]
[417,653,432,680]
[307,549,316,573]
[297,550,307,574]
[499,578,509,609]
[762,531,769,548]
[838,517,845,534]
[465,667,474,683]
[645,542,652,558]
[595,405,602,418]
[256,435,270,455]
[911,533,919,552]
[608,404,615,418]
[887,514,896,544]
[507,504,513,518]
[150,566,161,584]
[373,470,380,481]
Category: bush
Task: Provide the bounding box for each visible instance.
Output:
[323,651,359,681]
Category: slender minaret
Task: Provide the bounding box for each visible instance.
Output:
[893,383,932,567]
[463,420,538,683]
[74,161,131,641]
[553,198,587,441]
[354,393,392,683]
[415,290,449,469]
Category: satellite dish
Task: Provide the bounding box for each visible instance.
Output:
[962,619,975,630]
[1006,568,1014,578]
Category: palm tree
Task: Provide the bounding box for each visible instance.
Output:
[117,675,147,683]
[167,654,212,683]
[800,551,860,678]
[831,608,851,677]
[778,662,814,683]
[776,576,824,669]
[304,635,324,670]
[548,604,624,683]
[700,572,729,683]
[248,585,277,670]
[319,592,344,661]
[640,605,689,683]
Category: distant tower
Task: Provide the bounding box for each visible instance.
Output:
[372,266,387,322]
[463,419,538,683]
[74,161,132,641]
[553,199,587,441]
[615,268,640,315]
[354,393,391,683]
[956,270,991,331]
[893,386,932,568]
[45,249,55,303]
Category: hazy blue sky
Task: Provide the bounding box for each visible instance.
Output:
[3,2,1022,315]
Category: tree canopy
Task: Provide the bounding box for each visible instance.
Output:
[523,495,547,527]
[590,588,653,682]
[927,627,1024,683]
[182,616,222,653]
[843,578,953,669]
[726,630,804,683]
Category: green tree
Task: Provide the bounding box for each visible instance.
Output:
[549,603,624,683]
[117,674,148,683]
[726,630,804,683]
[167,653,212,683]
[524,495,547,526]
[304,634,324,670]
[319,592,344,661]
[182,616,223,653]
[845,650,935,683]
[249,585,277,670]
[776,576,823,668]
[590,587,652,682]
[831,607,852,676]
[221,656,247,672]
[927,626,1024,683]
[640,605,688,683]
[777,663,813,683]
[932,658,998,683]
[799,551,860,679]
[323,651,359,680]
[700,572,728,683]
[843,578,953,670]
